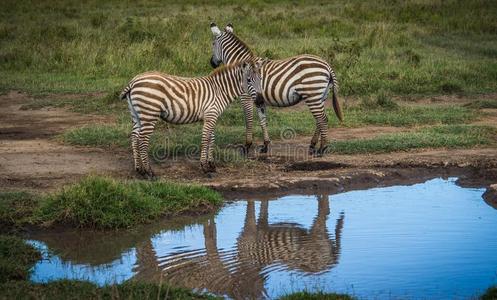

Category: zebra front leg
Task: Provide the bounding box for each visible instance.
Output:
[200,116,218,173]
[240,94,254,155]
[138,121,158,180]
[256,103,271,153]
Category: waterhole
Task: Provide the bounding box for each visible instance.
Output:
[28,178,497,299]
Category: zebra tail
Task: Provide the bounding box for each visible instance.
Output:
[121,85,141,128]
[330,72,343,122]
[120,84,132,100]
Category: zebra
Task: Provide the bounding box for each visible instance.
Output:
[210,23,343,155]
[120,60,263,178]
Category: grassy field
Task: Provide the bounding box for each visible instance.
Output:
[0,176,222,230]
[56,99,489,158]
[1,0,496,96]
[2,0,496,157]
[328,125,496,154]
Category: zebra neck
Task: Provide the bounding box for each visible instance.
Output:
[225,51,255,65]
[211,67,244,103]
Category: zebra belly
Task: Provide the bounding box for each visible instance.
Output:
[263,84,302,107]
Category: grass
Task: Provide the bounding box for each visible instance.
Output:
[0,192,40,233]
[328,125,496,154]
[0,1,496,96]
[0,176,222,230]
[278,291,354,300]
[0,280,219,300]
[37,176,222,229]
[60,102,480,156]
[464,99,497,109]
[0,235,40,283]
[480,286,497,300]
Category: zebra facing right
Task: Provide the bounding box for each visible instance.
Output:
[120,60,262,178]
[210,23,343,155]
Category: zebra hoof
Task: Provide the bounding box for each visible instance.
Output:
[259,141,270,154]
[308,145,317,156]
[201,162,216,174]
[316,145,330,157]
[143,170,157,181]
[240,143,252,156]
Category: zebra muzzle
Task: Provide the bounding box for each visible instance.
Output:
[255,93,264,106]
[210,56,220,68]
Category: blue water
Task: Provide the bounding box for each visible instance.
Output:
[28,178,497,299]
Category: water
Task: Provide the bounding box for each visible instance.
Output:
[28,177,497,299]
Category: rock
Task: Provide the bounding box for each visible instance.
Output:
[483,184,497,210]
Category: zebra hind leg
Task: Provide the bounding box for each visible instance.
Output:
[137,121,158,180]
[305,96,328,157]
[309,127,320,155]
[131,124,144,175]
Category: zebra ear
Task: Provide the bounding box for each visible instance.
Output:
[210,22,221,36]
[225,23,234,33]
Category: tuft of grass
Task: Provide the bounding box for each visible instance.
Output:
[35,176,222,229]
[62,124,130,148]
[0,235,40,283]
[0,192,40,232]
[328,125,496,154]
[480,286,497,300]
[0,280,219,300]
[278,291,354,300]
[464,99,497,109]
[360,91,399,110]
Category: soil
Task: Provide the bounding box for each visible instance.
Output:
[1,90,497,197]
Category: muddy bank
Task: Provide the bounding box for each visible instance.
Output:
[213,165,497,200]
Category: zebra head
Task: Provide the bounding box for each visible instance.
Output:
[242,60,264,105]
[210,22,253,68]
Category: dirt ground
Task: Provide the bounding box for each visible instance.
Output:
[1,91,497,196]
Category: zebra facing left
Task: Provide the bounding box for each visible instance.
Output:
[120,60,263,179]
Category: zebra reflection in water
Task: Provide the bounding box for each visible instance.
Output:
[133,195,344,299]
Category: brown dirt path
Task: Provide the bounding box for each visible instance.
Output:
[1,91,496,192]
[0,91,131,190]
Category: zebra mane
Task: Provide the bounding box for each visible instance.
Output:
[208,62,242,77]
[226,32,254,57]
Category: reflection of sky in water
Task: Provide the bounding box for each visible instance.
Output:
[29,241,136,285]
[29,178,497,299]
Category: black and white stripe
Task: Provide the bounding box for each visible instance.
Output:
[210,23,343,154]
[121,61,262,178]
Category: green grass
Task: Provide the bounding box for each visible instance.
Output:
[464,99,497,109]
[0,235,40,283]
[480,286,497,300]
[0,176,222,230]
[328,125,496,154]
[0,0,496,96]
[0,192,41,233]
[36,176,222,229]
[0,280,219,300]
[60,103,479,157]
[278,291,354,300]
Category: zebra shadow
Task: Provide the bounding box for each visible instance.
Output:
[133,195,345,299]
